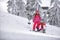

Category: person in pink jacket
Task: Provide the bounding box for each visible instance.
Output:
[33,10,41,31]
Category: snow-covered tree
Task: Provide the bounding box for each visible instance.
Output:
[15,0,26,16]
[7,0,18,15]
[50,0,60,6]
[25,0,42,20]
[7,0,13,13]
[47,0,60,26]
[7,0,26,17]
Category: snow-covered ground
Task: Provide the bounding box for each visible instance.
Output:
[0,10,60,40]
[0,0,60,40]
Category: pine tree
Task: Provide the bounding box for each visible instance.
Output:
[47,0,60,26]
[15,0,25,17]
[7,0,26,17]
[7,0,13,13]
[25,0,42,20]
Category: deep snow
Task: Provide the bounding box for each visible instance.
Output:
[0,10,60,40]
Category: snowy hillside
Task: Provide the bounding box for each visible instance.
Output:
[0,11,60,40]
[0,0,60,40]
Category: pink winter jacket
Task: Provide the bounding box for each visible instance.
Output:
[33,15,41,23]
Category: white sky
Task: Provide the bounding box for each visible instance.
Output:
[0,0,51,12]
[41,0,51,7]
[0,0,8,12]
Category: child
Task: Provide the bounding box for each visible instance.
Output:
[39,19,46,33]
[33,10,41,31]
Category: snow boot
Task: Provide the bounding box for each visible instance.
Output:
[42,29,46,33]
